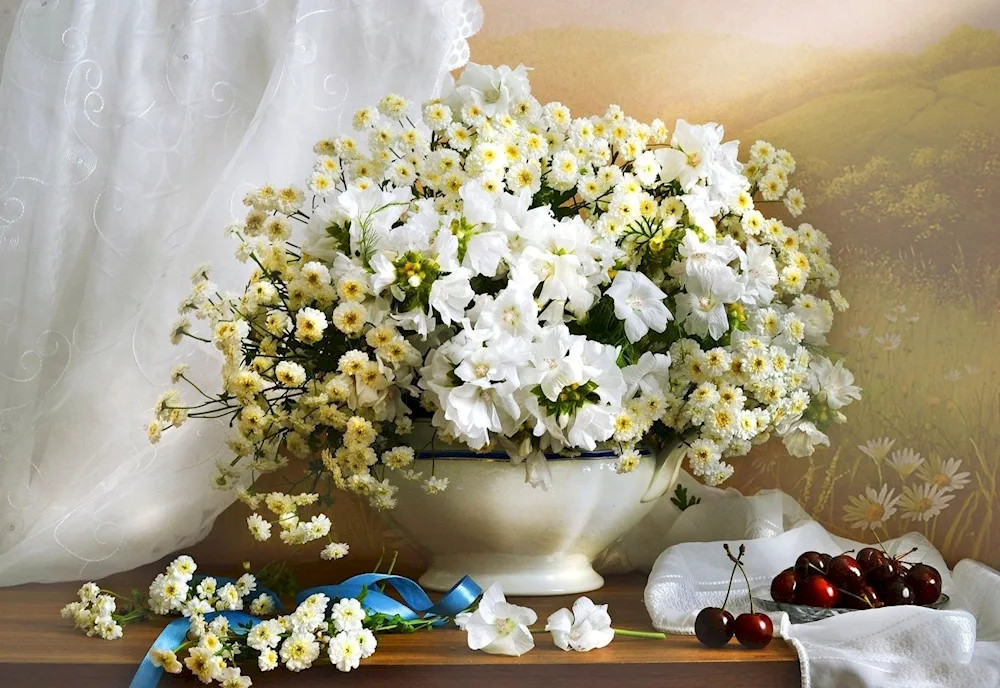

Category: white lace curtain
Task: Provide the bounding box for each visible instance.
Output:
[0,0,482,585]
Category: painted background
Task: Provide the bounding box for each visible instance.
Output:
[193,0,1000,572]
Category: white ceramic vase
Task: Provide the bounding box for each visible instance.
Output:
[385,432,686,596]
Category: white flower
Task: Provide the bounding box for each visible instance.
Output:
[918,456,971,493]
[328,630,364,672]
[330,598,366,633]
[463,583,537,656]
[167,555,197,581]
[246,513,272,541]
[781,420,829,457]
[809,356,861,410]
[247,619,283,651]
[622,351,672,397]
[422,476,450,494]
[429,268,474,325]
[844,484,900,530]
[150,648,183,674]
[215,583,243,611]
[235,573,257,597]
[275,361,307,387]
[249,594,275,616]
[675,261,742,340]
[295,307,328,344]
[182,597,213,618]
[357,628,378,658]
[887,448,924,479]
[738,241,779,306]
[280,632,321,672]
[78,582,100,604]
[258,648,278,671]
[184,646,225,683]
[546,596,615,652]
[218,667,252,688]
[859,437,896,465]
[451,62,531,117]
[605,270,672,342]
[899,483,955,522]
[615,449,641,474]
[320,542,350,560]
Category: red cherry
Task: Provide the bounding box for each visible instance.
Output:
[843,583,883,609]
[827,554,865,594]
[770,568,799,604]
[794,551,829,580]
[856,547,887,574]
[866,560,900,588]
[734,613,774,650]
[906,563,942,606]
[695,607,735,648]
[882,576,915,606]
[796,575,841,608]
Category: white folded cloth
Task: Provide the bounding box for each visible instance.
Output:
[640,488,1000,687]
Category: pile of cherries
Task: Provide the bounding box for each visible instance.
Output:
[770,545,942,610]
[695,544,774,650]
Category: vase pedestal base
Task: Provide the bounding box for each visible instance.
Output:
[418,553,605,596]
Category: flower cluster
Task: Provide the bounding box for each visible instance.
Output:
[63,556,481,684]
[60,582,125,641]
[145,593,377,684]
[146,555,271,618]
[153,62,857,546]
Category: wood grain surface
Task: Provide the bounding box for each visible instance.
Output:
[0,564,800,687]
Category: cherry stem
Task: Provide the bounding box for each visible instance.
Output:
[871,527,889,555]
[735,559,755,615]
[839,589,873,608]
[895,547,919,562]
[721,544,745,610]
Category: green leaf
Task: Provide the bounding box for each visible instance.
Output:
[670,484,701,511]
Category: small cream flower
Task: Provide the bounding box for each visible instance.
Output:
[320,542,350,561]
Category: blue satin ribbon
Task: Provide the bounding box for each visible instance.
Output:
[296,573,481,624]
[130,574,481,688]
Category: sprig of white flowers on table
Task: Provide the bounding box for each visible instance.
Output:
[61,555,460,685]
[152,62,859,551]
[456,583,664,656]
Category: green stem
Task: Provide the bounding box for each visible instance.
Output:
[613,629,667,640]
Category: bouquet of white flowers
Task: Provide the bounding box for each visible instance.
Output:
[153,63,859,550]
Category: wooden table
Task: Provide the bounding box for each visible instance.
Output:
[0,567,800,687]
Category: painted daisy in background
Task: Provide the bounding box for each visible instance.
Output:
[847,326,870,341]
[858,437,896,467]
[899,483,955,522]
[843,484,900,531]
[875,333,902,351]
[943,370,963,382]
[886,448,924,479]
[917,457,971,493]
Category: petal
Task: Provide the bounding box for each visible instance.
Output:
[484,625,535,657]
[466,619,498,651]
[550,628,571,651]
[571,627,615,652]
[477,583,506,623]
[571,597,598,622]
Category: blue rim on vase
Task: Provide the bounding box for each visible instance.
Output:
[414,448,652,461]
